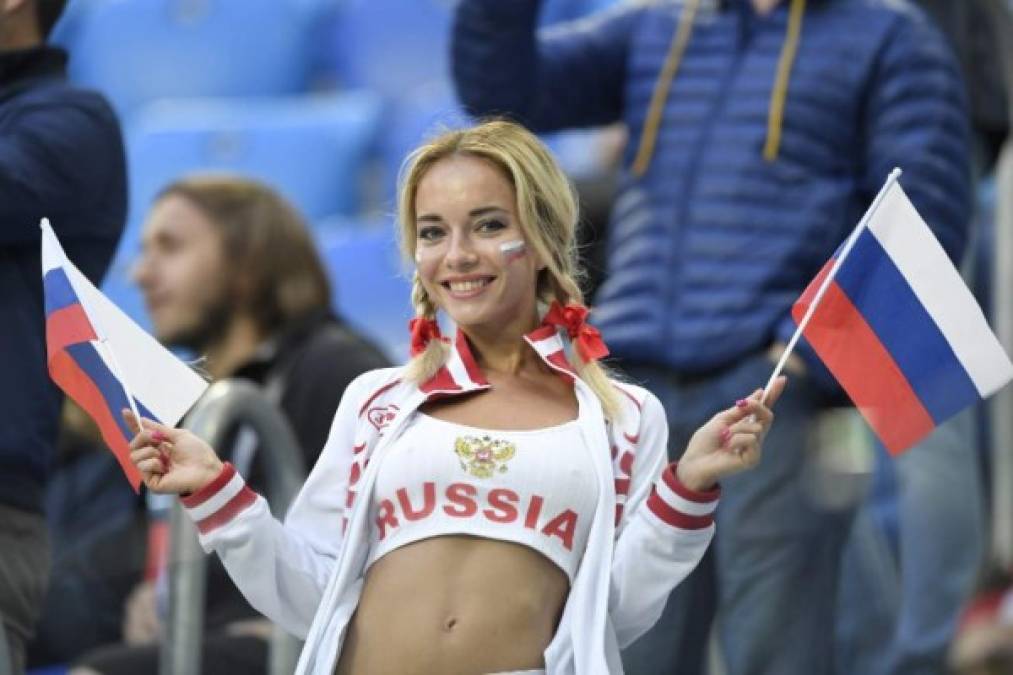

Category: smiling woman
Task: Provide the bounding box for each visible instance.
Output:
[122,119,785,675]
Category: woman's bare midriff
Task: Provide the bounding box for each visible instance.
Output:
[334,535,569,675]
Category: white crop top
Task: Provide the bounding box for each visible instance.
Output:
[366,413,599,582]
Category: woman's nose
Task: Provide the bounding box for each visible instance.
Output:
[445,232,479,268]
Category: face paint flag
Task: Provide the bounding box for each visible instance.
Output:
[42,219,209,490]
[789,170,1013,454]
[500,239,526,262]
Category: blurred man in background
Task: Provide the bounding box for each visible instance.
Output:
[452,0,971,673]
[31,176,388,674]
[0,0,126,671]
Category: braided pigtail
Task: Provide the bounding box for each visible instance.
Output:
[404,270,449,383]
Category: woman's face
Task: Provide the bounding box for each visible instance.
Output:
[413,154,543,335]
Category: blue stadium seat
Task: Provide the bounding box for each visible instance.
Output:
[320,0,619,97]
[125,92,382,224]
[324,0,453,98]
[375,83,468,207]
[101,91,383,327]
[315,219,414,361]
[53,0,316,118]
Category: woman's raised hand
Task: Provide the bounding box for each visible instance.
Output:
[123,410,224,495]
[676,376,788,492]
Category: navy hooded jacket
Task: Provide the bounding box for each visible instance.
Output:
[453,0,971,385]
[0,46,126,513]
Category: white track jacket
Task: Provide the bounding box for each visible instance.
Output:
[180,326,719,674]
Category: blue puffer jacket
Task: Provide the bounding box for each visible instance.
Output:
[453,0,970,381]
[0,47,126,513]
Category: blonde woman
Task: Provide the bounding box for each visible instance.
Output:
[125,120,786,674]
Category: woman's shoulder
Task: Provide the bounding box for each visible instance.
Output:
[608,379,666,426]
[345,365,409,397]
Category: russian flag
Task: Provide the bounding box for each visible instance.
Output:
[793,174,1013,454]
[41,220,209,488]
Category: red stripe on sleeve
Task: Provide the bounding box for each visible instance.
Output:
[646,491,714,530]
[181,463,237,508]
[195,486,257,534]
[661,464,721,503]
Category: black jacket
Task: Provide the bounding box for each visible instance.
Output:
[0,46,126,513]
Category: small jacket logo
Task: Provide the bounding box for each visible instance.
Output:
[367,405,399,432]
[454,435,516,478]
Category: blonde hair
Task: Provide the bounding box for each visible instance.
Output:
[396,119,621,419]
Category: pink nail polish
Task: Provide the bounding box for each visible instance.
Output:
[736,399,748,408]
[719,428,731,446]
[151,431,166,442]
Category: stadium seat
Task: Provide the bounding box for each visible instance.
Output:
[320,0,619,97]
[315,219,414,361]
[374,83,468,207]
[324,0,453,98]
[101,91,383,327]
[53,0,315,118]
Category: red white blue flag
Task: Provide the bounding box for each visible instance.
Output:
[791,171,1013,454]
[42,219,209,489]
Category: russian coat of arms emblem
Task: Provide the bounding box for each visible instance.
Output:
[454,435,517,478]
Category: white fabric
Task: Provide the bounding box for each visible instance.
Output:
[368,414,597,582]
[185,471,246,522]
[185,328,717,674]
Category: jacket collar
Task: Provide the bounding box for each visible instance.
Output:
[418,323,577,399]
[0,46,66,90]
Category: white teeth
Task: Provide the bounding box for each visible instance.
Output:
[448,279,489,293]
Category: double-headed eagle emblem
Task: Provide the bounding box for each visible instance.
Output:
[454,435,517,478]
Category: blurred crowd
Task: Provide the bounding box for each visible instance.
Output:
[1,1,1012,674]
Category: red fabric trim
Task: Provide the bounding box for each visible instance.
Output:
[525,324,558,342]
[181,463,236,508]
[619,450,635,478]
[545,350,576,379]
[358,380,401,418]
[661,463,721,503]
[646,491,714,530]
[195,486,257,535]
[409,317,442,357]
[542,301,609,361]
[614,478,631,496]
[420,366,462,394]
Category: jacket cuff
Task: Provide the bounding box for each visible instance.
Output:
[645,463,720,530]
[180,462,257,535]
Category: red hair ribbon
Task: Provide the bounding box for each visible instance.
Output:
[542,301,610,362]
[409,317,443,357]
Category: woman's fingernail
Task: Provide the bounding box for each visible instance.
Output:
[736,399,748,408]
[151,431,166,442]
[719,428,731,446]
